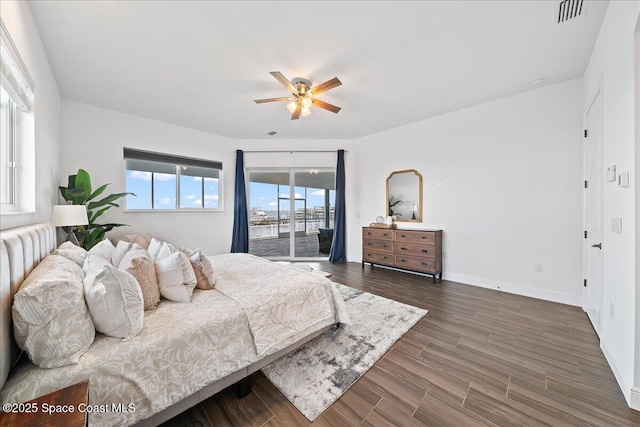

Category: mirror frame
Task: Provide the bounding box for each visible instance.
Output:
[386,169,423,222]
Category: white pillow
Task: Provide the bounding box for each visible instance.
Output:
[158,242,197,287]
[147,238,163,261]
[112,240,134,268]
[13,255,95,368]
[52,241,87,267]
[155,252,196,302]
[88,238,116,262]
[84,264,144,339]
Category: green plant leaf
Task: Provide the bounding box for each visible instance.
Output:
[87,192,134,210]
[74,169,93,201]
[88,184,109,201]
[83,228,106,250]
[89,206,110,224]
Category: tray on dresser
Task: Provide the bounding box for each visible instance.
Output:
[369,223,397,229]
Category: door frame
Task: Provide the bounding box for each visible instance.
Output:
[583,75,604,335]
[247,167,336,261]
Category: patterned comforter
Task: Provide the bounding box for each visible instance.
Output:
[0,254,350,426]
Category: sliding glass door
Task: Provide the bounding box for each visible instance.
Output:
[248,169,335,260]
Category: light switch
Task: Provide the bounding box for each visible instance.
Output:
[606,165,616,182]
[618,171,630,187]
[611,217,622,234]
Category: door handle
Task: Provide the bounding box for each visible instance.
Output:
[591,243,602,249]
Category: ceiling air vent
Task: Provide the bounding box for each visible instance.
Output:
[557,0,585,23]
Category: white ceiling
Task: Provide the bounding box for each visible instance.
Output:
[29,0,608,140]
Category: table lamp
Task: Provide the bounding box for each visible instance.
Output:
[52,205,89,246]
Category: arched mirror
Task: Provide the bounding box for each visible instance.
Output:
[386,169,423,222]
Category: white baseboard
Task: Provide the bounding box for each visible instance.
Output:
[601,337,633,407]
[442,272,582,307]
[631,386,640,411]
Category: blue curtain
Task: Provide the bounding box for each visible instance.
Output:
[329,149,346,263]
[231,150,249,253]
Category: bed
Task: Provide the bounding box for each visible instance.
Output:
[0,223,349,426]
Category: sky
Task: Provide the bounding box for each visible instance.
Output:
[125,171,219,209]
[249,182,334,214]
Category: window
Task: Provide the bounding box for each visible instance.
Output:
[1,20,35,213]
[0,86,15,206]
[124,148,222,211]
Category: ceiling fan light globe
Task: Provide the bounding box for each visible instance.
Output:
[301,107,311,117]
[301,97,312,108]
[286,102,298,113]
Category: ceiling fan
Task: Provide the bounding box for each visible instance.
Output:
[254,71,342,120]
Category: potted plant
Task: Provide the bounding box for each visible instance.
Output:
[388,195,403,217]
[59,169,134,250]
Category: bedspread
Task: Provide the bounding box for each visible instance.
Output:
[0,254,349,426]
[214,254,346,355]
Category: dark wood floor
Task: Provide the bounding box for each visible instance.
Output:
[162,262,640,427]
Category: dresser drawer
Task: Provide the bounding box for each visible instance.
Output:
[363,238,394,253]
[363,228,394,240]
[363,250,394,265]
[395,230,436,244]
[395,255,437,273]
[394,242,436,259]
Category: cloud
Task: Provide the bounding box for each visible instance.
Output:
[268,202,278,207]
[311,189,326,196]
[159,197,173,205]
[194,199,202,205]
[129,171,152,181]
[204,195,218,200]
[184,194,196,200]
[155,173,175,181]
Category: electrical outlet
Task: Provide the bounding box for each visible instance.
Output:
[443,179,450,187]
[610,302,614,318]
[534,264,543,273]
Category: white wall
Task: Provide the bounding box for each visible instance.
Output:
[61,100,356,255]
[354,78,584,306]
[0,1,61,230]
[583,0,640,408]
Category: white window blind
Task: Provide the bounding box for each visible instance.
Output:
[0,19,35,112]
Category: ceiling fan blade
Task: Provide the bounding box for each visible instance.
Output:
[309,77,342,95]
[312,99,341,114]
[270,71,297,94]
[254,97,294,104]
[291,103,301,120]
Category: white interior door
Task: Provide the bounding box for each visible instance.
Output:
[584,87,604,337]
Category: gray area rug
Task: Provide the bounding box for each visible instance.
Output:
[261,283,427,421]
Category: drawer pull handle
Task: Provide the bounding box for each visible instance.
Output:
[422,236,429,239]
[384,245,389,248]
[421,249,429,253]
[400,234,406,238]
[367,243,371,246]
[400,259,407,263]
[367,253,372,257]
[383,256,388,260]
[383,233,389,237]
[400,247,407,251]
[422,262,428,266]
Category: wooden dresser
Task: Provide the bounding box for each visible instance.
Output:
[362,227,442,283]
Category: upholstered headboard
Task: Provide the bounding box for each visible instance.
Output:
[0,223,56,390]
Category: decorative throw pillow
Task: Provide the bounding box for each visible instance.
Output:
[115,233,152,250]
[12,255,95,368]
[181,248,215,290]
[88,238,116,262]
[147,238,163,261]
[118,244,160,310]
[155,252,196,302]
[157,242,197,287]
[111,240,134,268]
[84,264,144,339]
[52,241,87,267]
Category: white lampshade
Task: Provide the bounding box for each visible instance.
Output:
[52,205,89,227]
